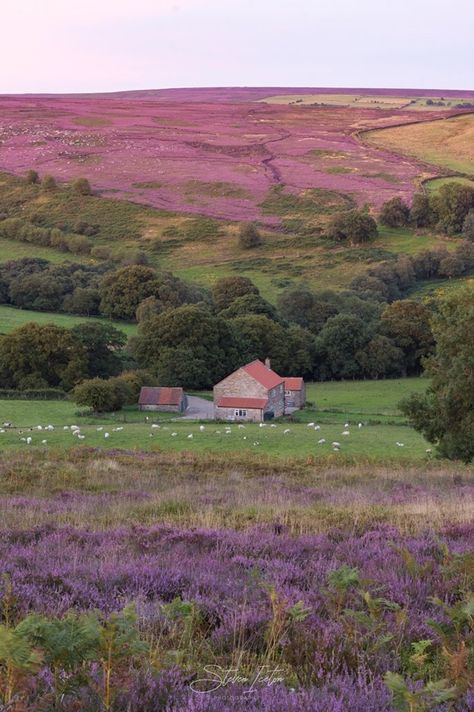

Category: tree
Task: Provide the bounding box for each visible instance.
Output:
[400,286,474,461]
[71,322,126,379]
[431,183,474,234]
[0,323,86,391]
[438,254,466,278]
[410,193,432,228]
[315,314,372,380]
[99,266,160,320]
[132,305,238,389]
[230,315,291,374]
[219,293,278,321]
[100,266,206,320]
[71,177,92,196]
[327,209,378,245]
[356,335,404,379]
[462,209,474,241]
[238,223,262,249]
[381,300,434,374]
[379,197,410,227]
[211,276,259,312]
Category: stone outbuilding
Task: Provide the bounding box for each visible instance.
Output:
[283,377,306,411]
[138,387,187,413]
[213,359,285,422]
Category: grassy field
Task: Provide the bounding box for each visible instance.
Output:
[0,378,431,461]
[0,304,137,338]
[424,175,474,193]
[365,113,474,175]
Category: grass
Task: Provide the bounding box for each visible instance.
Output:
[0,172,467,303]
[365,113,474,175]
[0,304,137,338]
[424,176,474,193]
[0,448,470,534]
[0,377,431,461]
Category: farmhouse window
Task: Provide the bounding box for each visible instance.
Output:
[285,390,292,396]
[235,409,247,417]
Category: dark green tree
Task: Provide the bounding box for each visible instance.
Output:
[132,305,238,388]
[71,322,126,379]
[431,183,474,234]
[400,286,474,461]
[0,323,86,390]
[381,300,434,374]
[211,276,259,312]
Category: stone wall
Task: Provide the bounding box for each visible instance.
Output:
[214,406,263,422]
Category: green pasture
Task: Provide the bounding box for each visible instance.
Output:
[0,377,431,461]
[424,176,474,194]
[0,304,137,338]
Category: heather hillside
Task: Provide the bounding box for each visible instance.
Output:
[1,87,473,226]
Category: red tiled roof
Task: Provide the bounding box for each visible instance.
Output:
[284,377,304,390]
[241,360,283,389]
[139,386,184,406]
[216,396,268,409]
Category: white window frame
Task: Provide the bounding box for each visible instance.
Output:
[235,409,247,417]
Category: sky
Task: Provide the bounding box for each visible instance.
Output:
[1,0,472,93]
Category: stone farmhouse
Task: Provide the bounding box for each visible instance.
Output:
[138,386,187,413]
[213,359,305,422]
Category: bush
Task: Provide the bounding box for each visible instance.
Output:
[410,193,432,228]
[90,245,112,260]
[73,376,133,413]
[41,175,57,191]
[68,235,91,255]
[327,209,378,245]
[71,177,92,196]
[25,169,39,185]
[379,197,410,227]
[239,223,262,249]
[462,209,474,241]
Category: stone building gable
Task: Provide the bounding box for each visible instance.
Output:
[214,368,269,401]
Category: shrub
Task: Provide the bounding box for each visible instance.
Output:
[41,175,57,191]
[462,209,474,241]
[68,235,91,255]
[71,177,92,196]
[327,209,378,245]
[25,169,39,184]
[73,377,132,412]
[239,222,262,249]
[379,197,410,227]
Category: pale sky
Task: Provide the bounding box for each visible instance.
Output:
[1,0,472,93]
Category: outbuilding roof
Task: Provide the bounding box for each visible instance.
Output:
[216,396,268,409]
[241,360,283,389]
[284,377,304,390]
[139,386,184,406]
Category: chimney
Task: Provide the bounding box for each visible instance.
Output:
[265,357,271,369]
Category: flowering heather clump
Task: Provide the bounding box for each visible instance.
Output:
[0,88,469,224]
